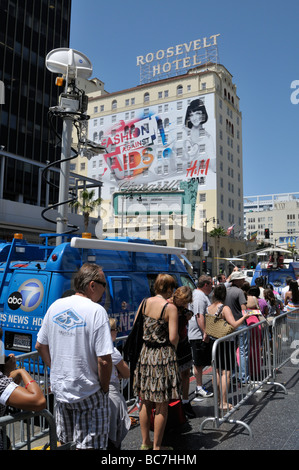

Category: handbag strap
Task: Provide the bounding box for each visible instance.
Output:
[215,303,224,318]
[159,302,168,319]
[135,298,147,321]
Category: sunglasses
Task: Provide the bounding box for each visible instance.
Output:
[111,327,119,332]
[92,280,107,288]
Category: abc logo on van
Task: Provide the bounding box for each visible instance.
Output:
[7,279,44,312]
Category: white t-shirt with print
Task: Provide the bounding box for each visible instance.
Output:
[37,295,114,403]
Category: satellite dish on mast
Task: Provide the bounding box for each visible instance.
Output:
[45,48,93,80]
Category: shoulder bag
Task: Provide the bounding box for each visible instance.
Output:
[205,304,235,339]
[123,298,146,373]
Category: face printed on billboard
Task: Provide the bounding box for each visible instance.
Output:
[90,94,216,199]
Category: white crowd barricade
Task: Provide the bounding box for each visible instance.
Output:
[200,316,287,437]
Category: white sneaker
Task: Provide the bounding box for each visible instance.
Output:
[195,386,213,398]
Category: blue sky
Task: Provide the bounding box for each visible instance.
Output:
[70,0,299,197]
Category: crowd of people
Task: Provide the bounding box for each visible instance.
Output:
[1,262,298,451]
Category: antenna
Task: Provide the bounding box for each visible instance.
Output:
[46,48,93,85]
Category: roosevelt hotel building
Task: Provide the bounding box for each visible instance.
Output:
[76,62,244,247]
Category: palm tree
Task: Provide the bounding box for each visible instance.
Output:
[70,189,102,233]
[209,226,227,237]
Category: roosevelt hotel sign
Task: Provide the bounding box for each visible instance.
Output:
[137,34,220,84]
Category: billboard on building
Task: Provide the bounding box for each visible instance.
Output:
[89,93,216,200]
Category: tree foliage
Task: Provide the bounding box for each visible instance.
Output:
[70,189,102,232]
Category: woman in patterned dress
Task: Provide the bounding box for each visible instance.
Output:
[133,274,181,451]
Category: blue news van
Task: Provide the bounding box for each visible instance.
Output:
[0,233,195,356]
[251,260,299,294]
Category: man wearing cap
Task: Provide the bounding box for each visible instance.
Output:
[225,271,249,384]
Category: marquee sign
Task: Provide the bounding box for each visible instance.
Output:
[137,35,220,84]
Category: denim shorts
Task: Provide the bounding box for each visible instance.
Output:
[55,389,110,450]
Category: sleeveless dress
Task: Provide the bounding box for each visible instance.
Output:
[133,302,181,403]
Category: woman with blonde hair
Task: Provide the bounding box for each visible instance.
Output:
[133,274,180,451]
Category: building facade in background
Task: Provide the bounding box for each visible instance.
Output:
[0,0,72,206]
[244,192,299,247]
[81,62,244,251]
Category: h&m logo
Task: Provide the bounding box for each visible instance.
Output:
[0,80,4,104]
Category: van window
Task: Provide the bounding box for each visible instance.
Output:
[179,275,196,289]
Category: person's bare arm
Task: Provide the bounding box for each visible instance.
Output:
[7,369,46,411]
[166,304,179,348]
[97,354,112,393]
[223,306,249,329]
[35,342,51,368]
[116,359,130,379]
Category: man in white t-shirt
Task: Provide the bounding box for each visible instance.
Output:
[36,263,113,450]
[188,275,214,398]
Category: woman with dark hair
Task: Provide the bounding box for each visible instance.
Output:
[284,280,299,311]
[207,285,248,411]
[264,288,280,317]
[183,98,216,175]
[184,99,208,129]
[133,274,180,451]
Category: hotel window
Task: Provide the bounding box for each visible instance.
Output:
[177,101,183,110]
[100,105,104,112]
[177,163,183,172]
[144,92,150,103]
[125,99,129,106]
[112,115,116,123]
[177,85,183,95]
[94,106,98,113]
[158,91,163,99]
[164,90,169,98]
[177,132,183,140]
[187,85,191,91]
[177,116,183,125]
[201,82,206,90]
[164,104,168,112]
[131,98,135,105]
[112,100,117,110]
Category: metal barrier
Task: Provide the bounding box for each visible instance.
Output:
[0,352,55,450]
[4,314,298,446]
[0,409,75,450]
[272,309,299,378]
[200,316,287,437]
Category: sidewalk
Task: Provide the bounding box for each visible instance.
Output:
[121,361,299,451]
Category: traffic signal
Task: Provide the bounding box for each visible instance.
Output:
[264,228,270,239]
[202,259,207,272]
